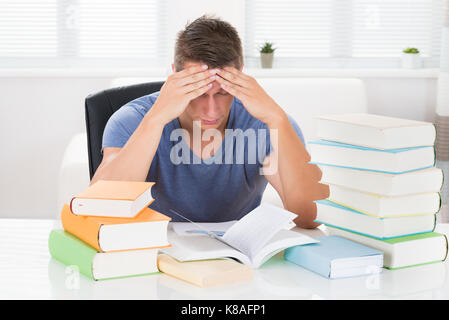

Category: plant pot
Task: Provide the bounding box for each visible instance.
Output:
[401,53,422,69]
[260,52,274,68]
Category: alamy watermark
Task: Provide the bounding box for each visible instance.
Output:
[169,121,279,175]
[65,265,80,290]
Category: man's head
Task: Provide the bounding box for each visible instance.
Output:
[172,15,244,131]
[173,14,243,72]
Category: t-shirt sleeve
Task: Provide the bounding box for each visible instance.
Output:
[102,103,146,152]
[265,114,305,157]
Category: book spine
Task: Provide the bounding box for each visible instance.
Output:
[284,246,331,278]
[61,204,103,251]
[48,230,97,280]
[310,162,434,175]
[157,254,204,287]
[440,168,445,192]
[69,197,75,214]
[442,234,448,262]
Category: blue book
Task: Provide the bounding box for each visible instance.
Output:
[308,140,435,174]
[284,235,383,279]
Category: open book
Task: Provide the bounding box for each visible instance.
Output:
[161,203,318,268]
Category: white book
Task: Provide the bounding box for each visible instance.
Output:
[309,140,435,174]
[317,113,436,149]
[319,165,443,196]
[70,180,154,218]
[161,203,318,268]
[315,200,436,239]
[326,226,448,270]
[328,184,441,218]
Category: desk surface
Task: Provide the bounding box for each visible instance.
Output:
[1,219,448,300]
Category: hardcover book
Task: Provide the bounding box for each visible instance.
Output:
[61,203,171,252]
[48,229,160,280]
[326,226,448,269]
[71,180,154,218]
[328,184,441,218]
[316,113,436,149]
[284,235,383,279]
[157,254,253,288]
[319,165,443,196]
[309,140,435,174]
[315,199,436,239]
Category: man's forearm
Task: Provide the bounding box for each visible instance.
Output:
[268,114,329,228]
[91,109,166,184]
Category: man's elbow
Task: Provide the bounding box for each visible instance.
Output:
[288,181,329,229]
[292,203,320,229]
[295,217,321,229]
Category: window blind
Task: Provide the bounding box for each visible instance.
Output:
[0,0,445,69]
[0,0,168,68]
[245,0,445,66]
[0,0,58,58]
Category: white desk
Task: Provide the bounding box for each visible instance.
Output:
[1,219,448,300]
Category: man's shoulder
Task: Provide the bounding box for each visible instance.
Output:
[104,91,161,138]
[120,91,160,117]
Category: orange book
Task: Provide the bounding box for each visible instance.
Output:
[61,203,171,252]
[70,180,155,218]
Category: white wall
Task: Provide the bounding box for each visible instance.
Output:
[364,78,438,121]
[0,74,438,219]
[0,77,109,219]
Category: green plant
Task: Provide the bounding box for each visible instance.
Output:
[403,47,420,54]
[260,42,276,53]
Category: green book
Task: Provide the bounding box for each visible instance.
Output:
[326,226,448,270]
[48,229,160,280]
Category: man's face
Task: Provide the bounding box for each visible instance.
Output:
[173,61,239,131]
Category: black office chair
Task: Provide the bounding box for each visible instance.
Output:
[84,81,165,179]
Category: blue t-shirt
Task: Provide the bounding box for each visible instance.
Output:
[102,91,304,222]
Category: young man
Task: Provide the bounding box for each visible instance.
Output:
[92,15,329,228]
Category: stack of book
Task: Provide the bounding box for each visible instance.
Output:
[310,113,448,270]
[48,180,171,281]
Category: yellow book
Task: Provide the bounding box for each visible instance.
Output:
[157,254,253,288]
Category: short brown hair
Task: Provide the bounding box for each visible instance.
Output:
[174,14,243,71]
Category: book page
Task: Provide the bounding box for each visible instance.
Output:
[252,229,318,268]
[161,230,251,266]
[221,203,297,260]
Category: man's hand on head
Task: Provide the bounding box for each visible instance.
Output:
[215,67,287,127]
[149,64,220,125]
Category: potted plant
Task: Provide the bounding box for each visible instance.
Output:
[260,42,276,68]
[402,47,422,69]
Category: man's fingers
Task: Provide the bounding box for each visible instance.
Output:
[183,75,216,94]
[186,82,213,100]
[178,69,218,87]
[172,64,208,80]
[224,66,252,81]
[218,82,245,100]
[217,68,249,88]
[215,75,249,96]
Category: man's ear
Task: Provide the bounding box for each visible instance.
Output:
[171,63,176,73]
